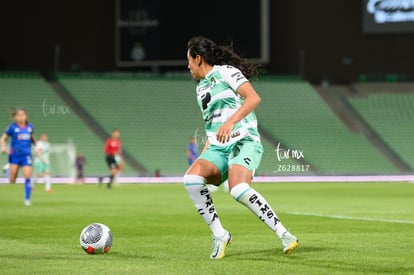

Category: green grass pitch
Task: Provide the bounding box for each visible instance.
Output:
[0,182,413,274]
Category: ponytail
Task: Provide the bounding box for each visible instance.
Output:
[187,36,260,79]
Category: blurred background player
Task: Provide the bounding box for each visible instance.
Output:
[0,108,37,206]
[33,133,52,192]
[99,129,123,189]
[187,136,198,166]
[75,152,86,183]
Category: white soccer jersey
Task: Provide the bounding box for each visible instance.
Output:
[196,65,260,146]
[36,141,50,162]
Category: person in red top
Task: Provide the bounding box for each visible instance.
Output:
[99,129,123,189]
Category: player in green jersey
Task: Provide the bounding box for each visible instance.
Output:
[34,133,52,192]
[183,36,299,259]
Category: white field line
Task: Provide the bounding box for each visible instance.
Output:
[1,175,414,184]
[286,212,414,225]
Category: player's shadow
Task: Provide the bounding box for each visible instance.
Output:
[228,247,413,274]
[226,245,326,260]
[109,251,156,259]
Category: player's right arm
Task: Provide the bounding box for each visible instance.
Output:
[0,133,9,154]
[35,145,46,163]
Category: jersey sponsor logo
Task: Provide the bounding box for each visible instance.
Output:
[205,115,213,123]
[231,131,240,138]
[197,77,217,95]
[197,85,210,94]
[17,133,31,140]
[204,113,221,123]
[231,71,244,82]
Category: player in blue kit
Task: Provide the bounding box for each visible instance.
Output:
[1,108,37,206]
[187,136,198,166]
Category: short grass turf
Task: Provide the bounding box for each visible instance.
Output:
[0,182,413,274]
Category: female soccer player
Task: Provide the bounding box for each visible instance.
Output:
[99,129,123,189]
[183,37,299,259]
[1,108,37,206]
[34,133,52,192]
[75,152,86,183]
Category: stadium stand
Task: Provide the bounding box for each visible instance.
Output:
[57,74,309,176]
[348,84,414,170]
[0,72,109,176]
[253,78,399,174]
[57,74,401,175]
[2,73,406,176]
[57,73,205,176]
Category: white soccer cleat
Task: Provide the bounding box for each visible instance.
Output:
[210,231,232,259]
[280,231,300,254]
[24,200,31,206]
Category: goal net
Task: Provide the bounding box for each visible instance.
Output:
[49,139,76,179]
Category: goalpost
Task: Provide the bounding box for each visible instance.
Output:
[49,139,76,179]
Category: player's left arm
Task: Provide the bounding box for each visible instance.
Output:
[116,144,125,170]
[31,134,37,147]
[117,144,124,159]
[216,82,261,143]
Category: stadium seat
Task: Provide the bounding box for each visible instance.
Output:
[253,78,398,174]
[0,72,107,177]
[348,85,414,169]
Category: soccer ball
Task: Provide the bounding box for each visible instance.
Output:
[80,223,113,254]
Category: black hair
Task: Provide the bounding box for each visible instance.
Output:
[187,36,260,79]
